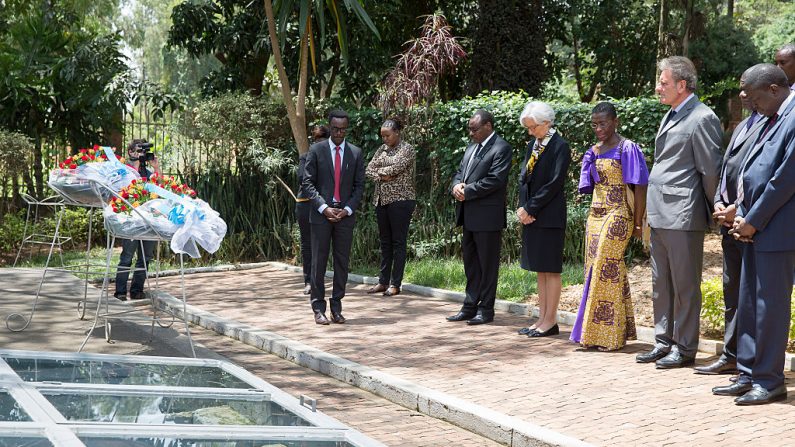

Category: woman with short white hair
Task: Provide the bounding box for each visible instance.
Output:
[516,101,572,338]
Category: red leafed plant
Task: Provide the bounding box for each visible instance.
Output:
[378,14,467,114]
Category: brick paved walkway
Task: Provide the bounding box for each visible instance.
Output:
[159,266,795,447]
[0,268,498,446]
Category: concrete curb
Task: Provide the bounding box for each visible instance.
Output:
[153,290,593,447]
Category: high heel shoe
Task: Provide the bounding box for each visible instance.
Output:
[367,284,388,294]
[383,286,400,297]
[528,324,559,337]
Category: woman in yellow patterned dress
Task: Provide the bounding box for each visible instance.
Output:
[570,102,649,351]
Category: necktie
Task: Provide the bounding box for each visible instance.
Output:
[663,110,677,128]
[333,146,342,202]
[737,114,779,204]
[465,143,482,179]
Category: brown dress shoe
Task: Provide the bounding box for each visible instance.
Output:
[331,313,346,324]
[314,312,330,325]
[383,286,400,297]
[367,284,388,294]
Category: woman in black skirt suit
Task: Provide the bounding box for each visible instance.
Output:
[516,101,571,338]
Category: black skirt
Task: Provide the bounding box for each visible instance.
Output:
[520,226,565,273]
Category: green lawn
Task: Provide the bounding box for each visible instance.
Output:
[10,248,584,303]
[352,258,584,302]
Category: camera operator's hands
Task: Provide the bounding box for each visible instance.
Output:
[149,156,160,175]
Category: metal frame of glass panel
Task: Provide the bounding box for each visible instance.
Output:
[0,349,384,447]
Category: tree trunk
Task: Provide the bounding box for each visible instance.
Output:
[263,0,309,155]
[33,136,44,199]
[657,0,670,62]
[727,0,734,18]
[682,0,694,57]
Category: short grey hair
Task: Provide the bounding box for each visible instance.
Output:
[777,43,795,56]
[659,56,698,92]
[519,101,555,126]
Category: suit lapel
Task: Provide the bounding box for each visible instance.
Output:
[658,98,699,137]
[731,116,766,151]
[742,99,795,172]
[343,144,354,175]
[323,143,335,179]
[465,137,496,181]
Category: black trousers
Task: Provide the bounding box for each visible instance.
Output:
[375,200,415,288]
[719,231,743,361]
[310,215,355,315]
[296,202,312,284]
[461,229,502,319]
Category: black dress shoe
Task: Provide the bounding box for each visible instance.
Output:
[635,347,669,363]
[518,327,536,335]
[446,312,475,322]
[466,314,493,325]
[694,358,738,375]
[314,312,330,325]
[655,351,695,369]
[735,384,787,405]
[712,381,752,396]
[528,324,559,337]
[331,312,346,324]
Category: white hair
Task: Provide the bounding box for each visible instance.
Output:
[519,101,555,126]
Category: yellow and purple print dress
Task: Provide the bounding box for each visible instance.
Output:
[570,140,649,350]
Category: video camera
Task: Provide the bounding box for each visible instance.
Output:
[133,142,155,162]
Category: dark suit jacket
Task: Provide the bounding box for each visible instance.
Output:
[739,96,795,252]
[296,153,310,200]
[519,133,572,229]
[302,140,365,225]
[451,134,512,232]
[714,115,766,236]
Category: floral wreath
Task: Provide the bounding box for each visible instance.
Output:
[58,145,124,169]
[109,173,197,214]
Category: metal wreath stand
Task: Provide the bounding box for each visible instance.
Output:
[77,179,195,357]
[5,182,104,333]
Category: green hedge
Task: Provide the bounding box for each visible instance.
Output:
[175,91,669,267]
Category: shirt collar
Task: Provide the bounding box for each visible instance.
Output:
[328,138,346,151]
[479,131,496,147]
[775,91,795,116]
[673,93,695,114]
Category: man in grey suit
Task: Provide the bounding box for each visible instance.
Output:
[636,56,723,368]
[713,64,795,405]
[694,75,766,375]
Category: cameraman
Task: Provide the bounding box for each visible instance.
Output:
[114,139,160,300]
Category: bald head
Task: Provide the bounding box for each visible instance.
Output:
[775,44,795,86]
[741,63,791,117]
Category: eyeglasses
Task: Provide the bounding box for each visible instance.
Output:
[525,122,548,132]
[590,121,613,129]
[468,124,483,133]
[330,126,348,134]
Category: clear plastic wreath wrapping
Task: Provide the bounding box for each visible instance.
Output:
[48,147,140,206]
[104,184,227,259]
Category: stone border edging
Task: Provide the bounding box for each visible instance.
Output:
[152,290,593,447]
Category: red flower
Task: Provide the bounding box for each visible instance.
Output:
[80,148,88,153]
[131,179,137,185]
[93,144,100,151]
[69,163,77,169]
[121,192,129,199]
[81,155,89,161]
[132,193,139,199]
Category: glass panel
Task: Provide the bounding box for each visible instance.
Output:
[80,438,351,447]
[3,358,251,388]
[45,393,311,427]
[0,438,53,447]
[0,391,32,422]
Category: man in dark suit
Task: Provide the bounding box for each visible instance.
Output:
[695,76,766,375]
[712,64,795,405]
[636,56,723,369]
[446,109,512,325]
[302,109,365,325]
[774,43,795,89]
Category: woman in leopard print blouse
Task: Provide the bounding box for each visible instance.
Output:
[365,117,416,297]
